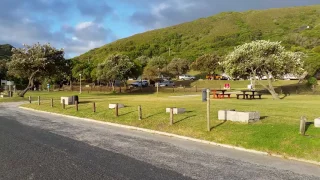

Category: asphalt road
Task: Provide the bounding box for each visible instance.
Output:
[0,102,319,180]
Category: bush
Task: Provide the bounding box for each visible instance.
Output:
[307,77,317,86]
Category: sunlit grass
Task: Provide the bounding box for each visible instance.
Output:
[18,90,320,162]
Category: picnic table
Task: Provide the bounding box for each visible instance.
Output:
[211,89,230,99]
[237,90,262,99]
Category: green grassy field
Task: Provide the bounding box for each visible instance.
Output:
[18,91,320,162]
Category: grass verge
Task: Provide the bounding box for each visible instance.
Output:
[17,91,320,162]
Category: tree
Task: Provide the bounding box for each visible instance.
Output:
[135,55,150,68]
[96,54,135,90]
[7,43,65,97]
[167,58,189,77]
[144,56,168,77]
[191,54,222,74]
[224,40,304,99]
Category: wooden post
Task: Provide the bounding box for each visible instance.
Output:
[38,96,40,105]
[156,83,159,96]
[62,99,65,109]
[300,116,306,135]
[138,105,142,120]
[28,96,31,103]
[75,101,78,111]
[51,98,53,107]
[115,103,119,117]
[170,108,174,125]
[206,89,210,131]
[93,102,96,113]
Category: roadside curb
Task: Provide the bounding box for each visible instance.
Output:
[19,106,320,166]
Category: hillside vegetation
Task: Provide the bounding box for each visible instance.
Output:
[0,44,13,60]
[73,5,320,74]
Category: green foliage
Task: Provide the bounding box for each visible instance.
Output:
[7,43,66,96]
[307,76,317,86]
[0,44,13,60]
[73,5,320,66]
[96,54,135,83]
[224,40,305,99]
[191,54,222,74]
[167,58,189,76]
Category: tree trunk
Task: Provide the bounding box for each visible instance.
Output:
[18,70,39,97]
[257,73,279,100]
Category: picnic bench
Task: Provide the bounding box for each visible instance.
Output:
[249,94,262,99]
[237,90,262,99]
[211,90,230,99]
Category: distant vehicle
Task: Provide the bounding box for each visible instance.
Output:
[158,80,175,87]
[283,74,299,80]
[178,74,195,80]
[130,80,149,87]
[206,74,222,80]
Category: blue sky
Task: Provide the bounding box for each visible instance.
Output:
[0,0,319,58]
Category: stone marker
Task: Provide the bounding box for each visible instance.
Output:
[315,118,320,128]
[109,103,124,109]
[218,110,260,123]
[60,96,73,105]
[165,107,185,114]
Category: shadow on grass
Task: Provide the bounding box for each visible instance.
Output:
[174,115,196,124]
[260,116,268,120]
[145,112,163,118]
[305,122,314,132]
[211,120,227,130]
[79,101,93,104]
[119,111,136,116]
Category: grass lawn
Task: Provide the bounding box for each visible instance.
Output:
[16,91,320,162]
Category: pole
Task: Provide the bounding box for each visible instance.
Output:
[206,89,210,131]
[79,74,82,94]
[62,99,65,109]
[115,103,119,117]
[170,108,174,125]
[138,105,142,120]
[156,83,159,96]
[195,85,197,92]
[75,101,78,111]
[29,96,31,103]
[93,102,96,113]
[38,96,40,106]
[51,98,53,107]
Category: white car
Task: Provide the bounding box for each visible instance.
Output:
[178,74,195,80]
[158,81,175,87]
[130,80,149,87]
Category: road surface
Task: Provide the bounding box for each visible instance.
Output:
[0,102,319,180]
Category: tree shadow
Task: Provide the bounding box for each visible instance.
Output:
[210,120,227,130]
[78,101,92,104]
[174,115,196,124]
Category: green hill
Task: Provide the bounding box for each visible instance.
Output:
[0,44,13,60]
[73,5,320,73]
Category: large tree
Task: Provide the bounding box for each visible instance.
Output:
[191,54,222,74]
[224,40,304,99]
[96,54,135,90]
[167,58,189,77]
[7,43,65,97]
[143,56,168,78]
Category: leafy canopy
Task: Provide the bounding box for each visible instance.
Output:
[96,54,135,83]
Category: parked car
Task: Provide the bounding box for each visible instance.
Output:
[130,80,149,87]
[158,80,175,87]
[178,74,196,80]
